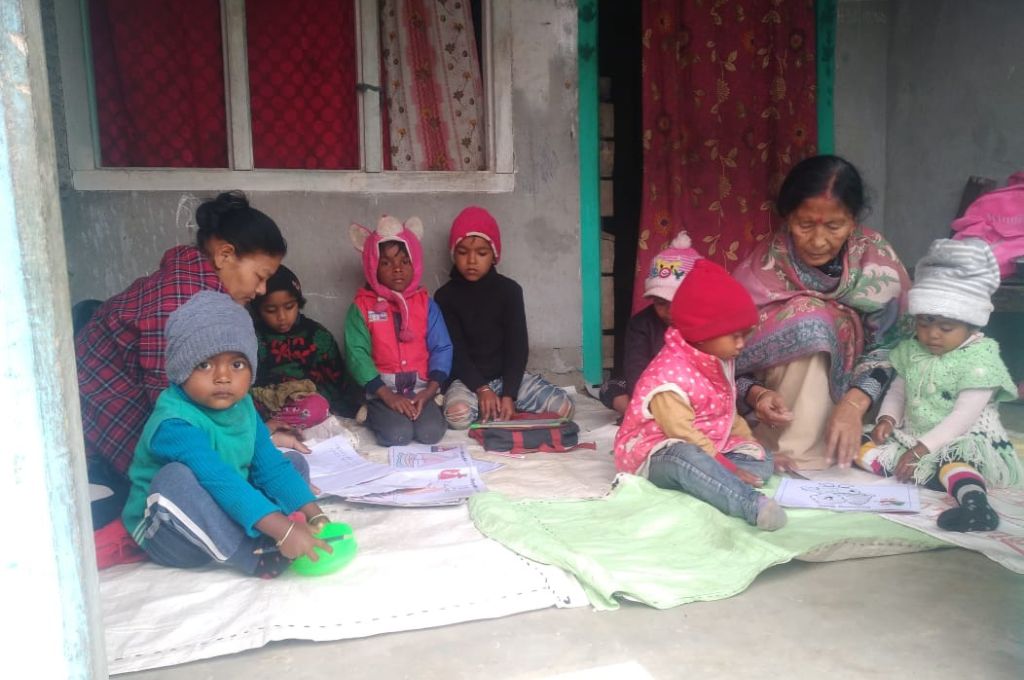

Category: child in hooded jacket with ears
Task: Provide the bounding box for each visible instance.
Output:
[344,216,453,446]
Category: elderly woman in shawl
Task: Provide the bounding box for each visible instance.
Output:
[733,155,911,470]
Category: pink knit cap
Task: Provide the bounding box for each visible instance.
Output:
[449,206,502,262]
[644,231,702,302]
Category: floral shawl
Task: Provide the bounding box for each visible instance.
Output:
[733,227,911,401]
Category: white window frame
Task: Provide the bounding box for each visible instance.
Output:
[54,0,514,193]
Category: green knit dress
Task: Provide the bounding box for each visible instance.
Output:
[875,336,1022,486]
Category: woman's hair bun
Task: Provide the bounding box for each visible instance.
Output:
[196,191,249,233]
[194,190,286,257]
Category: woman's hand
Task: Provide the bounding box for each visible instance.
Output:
[750,388,794,427]
[870,416,896,446]
[476,386,500,422]
[894,442,927,483]
[826,390,870,468]
[377,386,416,418]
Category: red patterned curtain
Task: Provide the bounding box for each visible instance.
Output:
[633,0,818,311]
[247,0,360,169]
[89,0,227,168]
[380,0,485,171]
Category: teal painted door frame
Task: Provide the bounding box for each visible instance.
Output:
[578,1,602,386]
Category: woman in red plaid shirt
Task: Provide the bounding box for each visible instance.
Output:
[76,192,290,477]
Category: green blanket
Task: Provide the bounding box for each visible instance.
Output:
[469,474,949,610]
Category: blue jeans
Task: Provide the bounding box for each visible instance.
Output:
[648,443,774,526]
[139,451,310,575]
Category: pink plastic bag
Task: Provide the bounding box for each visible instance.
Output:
[951,172,1024,279]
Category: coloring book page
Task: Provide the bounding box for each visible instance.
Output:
[774,478,920,513]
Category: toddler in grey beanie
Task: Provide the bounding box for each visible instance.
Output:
[165,291,259,385]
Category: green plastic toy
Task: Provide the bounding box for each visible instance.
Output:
[291,522,357,577]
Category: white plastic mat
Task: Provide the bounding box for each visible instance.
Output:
[880,485,1024,573]
[101,394,617,675]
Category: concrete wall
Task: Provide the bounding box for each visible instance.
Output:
[49,2,584,377]
[834,0,889,231]
[884,0,1024,265]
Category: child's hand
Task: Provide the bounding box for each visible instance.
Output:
[773,452,799,474]
[476,386,500,421]
[301,503,330,531]
[498,396,515,421]
[409,391,431,420]
[732,467,764,488]
[894,443,927,483]
[379,388,417,418]
[870,416,895,445]
[270,427,310,453]
[409,381,440,420]
[278,521,332,561]
[753,389,794,427]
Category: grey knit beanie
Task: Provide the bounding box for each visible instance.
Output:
[165,291,259,385]
[908,238,999,327]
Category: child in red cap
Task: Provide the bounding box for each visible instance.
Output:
[435,206,575,427]
[614,259,787,530]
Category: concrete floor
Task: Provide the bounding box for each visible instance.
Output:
[121,402,1024,679]
[124,548,1022,680]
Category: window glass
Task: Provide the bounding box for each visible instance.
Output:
[88,0,227,168]
[246,0,360,169]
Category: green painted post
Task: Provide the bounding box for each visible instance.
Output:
[816,0,837,154]
[578,0,602,386]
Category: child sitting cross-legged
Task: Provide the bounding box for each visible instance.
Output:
[858,239,1022,532]
[435,206,575,427]
[614,259,787,531]
[122,291,333,579]
[345,216,452,446]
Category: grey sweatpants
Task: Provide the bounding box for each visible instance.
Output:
[136,451,309,575]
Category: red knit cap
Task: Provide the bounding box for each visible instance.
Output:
[450,206,502,262]
[670,259,758,342]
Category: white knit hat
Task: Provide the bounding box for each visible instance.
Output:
[908,238,999,327]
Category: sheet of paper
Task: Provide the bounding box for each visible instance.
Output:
[774,478,920,513]
[303,435,392,497]
[388,443,503,474]
[347,464,487,507]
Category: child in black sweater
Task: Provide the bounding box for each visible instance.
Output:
[435,206,574,428]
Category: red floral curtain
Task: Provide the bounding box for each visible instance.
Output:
[247,0,360,169]
[380,0,485,171]
[89,0,227,168]
[633,0,818,311]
